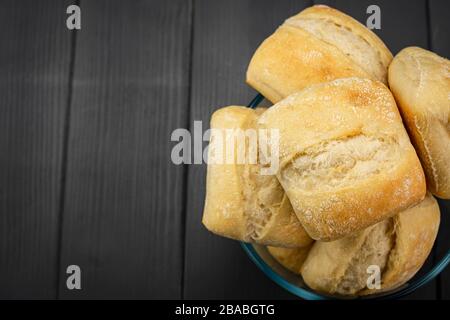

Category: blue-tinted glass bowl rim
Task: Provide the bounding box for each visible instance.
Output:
[241,242,450,300]
[243,93,450,300]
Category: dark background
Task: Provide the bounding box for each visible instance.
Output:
[0,0,448,299]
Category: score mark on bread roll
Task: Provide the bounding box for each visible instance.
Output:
[258,78,426,241]
[300,193,440,296]
[246,5,393,103]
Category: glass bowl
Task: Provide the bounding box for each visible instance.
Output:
[242,94,450,300]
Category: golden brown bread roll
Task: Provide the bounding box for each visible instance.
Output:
[246,5,392,103]
[258,78,426,241]
[202,106,312,248]
[267,245,313,274]
[301,193,440,296]
[388,47,450,199]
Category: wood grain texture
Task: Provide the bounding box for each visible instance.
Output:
[429,0,450,300]
[429,0,450,57]
[0,0,72,299]
[58,0,192,299]
[183,0,312,299]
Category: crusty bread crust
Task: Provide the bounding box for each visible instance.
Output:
[389,47,450,199]
[246,5,393,103]
[290,5,392,81]
[202,106,312,247]
[301,193,440,296]
[258,78,426,241]
[301,219,393,295]
[202,107,250,240]
[362,193,441,294]
[246,25,370,103]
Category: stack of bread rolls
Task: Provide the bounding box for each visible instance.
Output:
[202,5,449,296]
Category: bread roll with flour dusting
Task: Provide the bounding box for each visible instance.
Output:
[246,5,392,103]
[301,193,440,296]
[258,78,426,241]
[389,47,450,199]
[202,106,312,248]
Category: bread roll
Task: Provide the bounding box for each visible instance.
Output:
[301,193,440,296]
[258,78,426,241]
[246,5,392,103]
[267,245,313,274]
[389,47,450,199]
[202,106,312,248]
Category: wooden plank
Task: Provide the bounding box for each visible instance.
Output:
[0,0,72,299]
[183,0,312,299]
[428,0,450,300]
[58,0,192,299]
[429,0,450,57]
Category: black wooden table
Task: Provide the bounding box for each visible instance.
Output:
[0,0,448,299]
